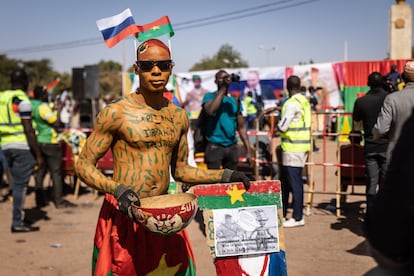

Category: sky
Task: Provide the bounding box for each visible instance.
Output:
[1,0,413,74]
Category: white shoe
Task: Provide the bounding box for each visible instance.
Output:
[283,218,305,228]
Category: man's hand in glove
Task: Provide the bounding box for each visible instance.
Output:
[221,169,251,190]
[114,184,140,221]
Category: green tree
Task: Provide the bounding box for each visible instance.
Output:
[0,56,68,94]
[0,55,124,100]
[189,44,248,71]
[98,60,122,72]
[23,59,71,98]
[0,54,20,90]
[97,60,123,98]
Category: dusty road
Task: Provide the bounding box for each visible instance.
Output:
[0,140,381,275]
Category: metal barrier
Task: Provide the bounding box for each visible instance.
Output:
[244,110,365,217]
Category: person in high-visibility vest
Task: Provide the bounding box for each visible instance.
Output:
[243,90,258,129]
[278,75,311,228]
[0,69,44,233]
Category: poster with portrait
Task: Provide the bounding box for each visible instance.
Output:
[232,67,285,111]
[286,62,342,109]
[175,67,285,119]
[213,205,279,257]
[174,70,217,119]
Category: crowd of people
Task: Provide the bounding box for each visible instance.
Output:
[1,37,414,273]
[189,61,414,271]
[364,62,414,272]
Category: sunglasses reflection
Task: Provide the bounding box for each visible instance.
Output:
[136,60,174,71]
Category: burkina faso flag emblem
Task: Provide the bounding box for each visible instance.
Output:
[192,180,287,276]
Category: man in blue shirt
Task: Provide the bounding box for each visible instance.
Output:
[202,70,251,170]
[385,64,402,92]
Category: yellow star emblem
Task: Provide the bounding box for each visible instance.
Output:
[226,185,246,204]
[146,253,181,276]
[151,25,160,31]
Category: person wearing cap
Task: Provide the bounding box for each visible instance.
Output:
[75,39,250,276]
[373,61,414,164]
[183,74,208,118]
[352,72,389,214]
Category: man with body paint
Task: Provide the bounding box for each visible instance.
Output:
[75,39,250,275]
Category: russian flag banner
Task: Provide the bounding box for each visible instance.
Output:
[96,8,139,48]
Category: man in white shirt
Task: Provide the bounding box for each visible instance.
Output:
[277,75,311,228]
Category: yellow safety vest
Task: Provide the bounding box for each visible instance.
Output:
[281,93,311,152]
[0,90,29,146]
[243,96,257,115]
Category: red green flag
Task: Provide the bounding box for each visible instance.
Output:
[45,78,60,94]
[136,16,174,42]
[193,181,282,210]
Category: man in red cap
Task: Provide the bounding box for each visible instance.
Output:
[75,39,250,275]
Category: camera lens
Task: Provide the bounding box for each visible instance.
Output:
[230,73,240,82]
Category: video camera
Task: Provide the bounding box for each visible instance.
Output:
[228,73,240,82]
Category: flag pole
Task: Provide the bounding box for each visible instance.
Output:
[168,39,173,58]
[122,40,126,96]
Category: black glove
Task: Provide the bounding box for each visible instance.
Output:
[114,184,140,220]
[221,169,251,190]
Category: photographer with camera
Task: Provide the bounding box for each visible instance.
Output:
[202,70,251,171]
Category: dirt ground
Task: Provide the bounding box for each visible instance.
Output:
[0,139,382,276]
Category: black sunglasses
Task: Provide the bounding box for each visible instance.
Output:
[136,60,174,72]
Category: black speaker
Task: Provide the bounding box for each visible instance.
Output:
[72,68,85,100]
[79,99,93,128]
[84,65,99,99]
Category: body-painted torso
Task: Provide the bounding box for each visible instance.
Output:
[110,94,182,197]
[76,92,224,199]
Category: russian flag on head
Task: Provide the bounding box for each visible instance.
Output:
[96,8,139,48]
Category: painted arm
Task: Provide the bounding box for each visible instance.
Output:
[172,110,223,184]
[75,105,121,194]
[173,110,251,190]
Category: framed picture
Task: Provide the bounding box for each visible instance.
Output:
[213,205,279,257]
